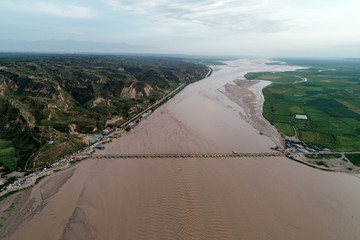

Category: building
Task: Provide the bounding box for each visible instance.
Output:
[89,134,103,144]
[141,110,152,119]
[295,114,308,120]
[128,119,140,128]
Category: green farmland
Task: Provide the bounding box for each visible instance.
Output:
[245,59,360,152]
[345,154,360,166]
[245,72,302,84]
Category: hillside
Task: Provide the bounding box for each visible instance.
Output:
[0,54,209,172]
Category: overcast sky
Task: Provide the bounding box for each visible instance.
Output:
[1,0,359,57]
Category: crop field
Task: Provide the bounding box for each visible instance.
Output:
[345,154,360,166]
[274,122,295,136]
[0,139,16,172]
[245,72,302,84]
[305,153,342,159]
[245,59,360,151]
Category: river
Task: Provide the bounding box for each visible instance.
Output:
[2,59,360,240]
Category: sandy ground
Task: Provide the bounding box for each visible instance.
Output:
[1,59,360,240]
[223,80,284,146]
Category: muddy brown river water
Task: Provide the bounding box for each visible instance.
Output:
[2,59,360,240]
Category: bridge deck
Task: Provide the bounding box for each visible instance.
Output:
[92,152,284,159]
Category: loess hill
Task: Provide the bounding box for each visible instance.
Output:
[0,54,209,172]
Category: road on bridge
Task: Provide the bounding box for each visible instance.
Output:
[92,152,284,159]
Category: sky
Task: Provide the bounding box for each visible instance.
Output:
[0,0,359,57]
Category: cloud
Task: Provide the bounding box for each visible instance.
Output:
[102,0,291,32]
[1,0,98,19]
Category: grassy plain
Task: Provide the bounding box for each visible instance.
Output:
[245,59,360,151]
[245,72,301,84]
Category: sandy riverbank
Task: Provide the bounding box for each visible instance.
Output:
[222,79,284,145]
[1,59,360,240]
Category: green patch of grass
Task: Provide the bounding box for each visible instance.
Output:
[70,160,81,165]
[53,169,61,173]
[0,190,19,202]
[245,72,301,84]
[306,153,342,159]
[345,154,360,166]
[300,131,335,147]
[274,122,295,136]
[315,161,329,167]
[0,139,16,172]
[0,139,13,149]
[35,175,45,184]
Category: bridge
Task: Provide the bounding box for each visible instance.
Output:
[92,152,284,159]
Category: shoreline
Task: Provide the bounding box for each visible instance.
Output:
[0,66,213,199]
[218,59,305,147]
[2,59,360,239]
[222,79,284,146]
[222,61,359,173]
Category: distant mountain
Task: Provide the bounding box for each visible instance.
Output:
[0,39,161,54]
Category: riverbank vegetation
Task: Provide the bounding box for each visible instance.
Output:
[245,59,360,152]
[305,153,342,159]
[345,154,360,166]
